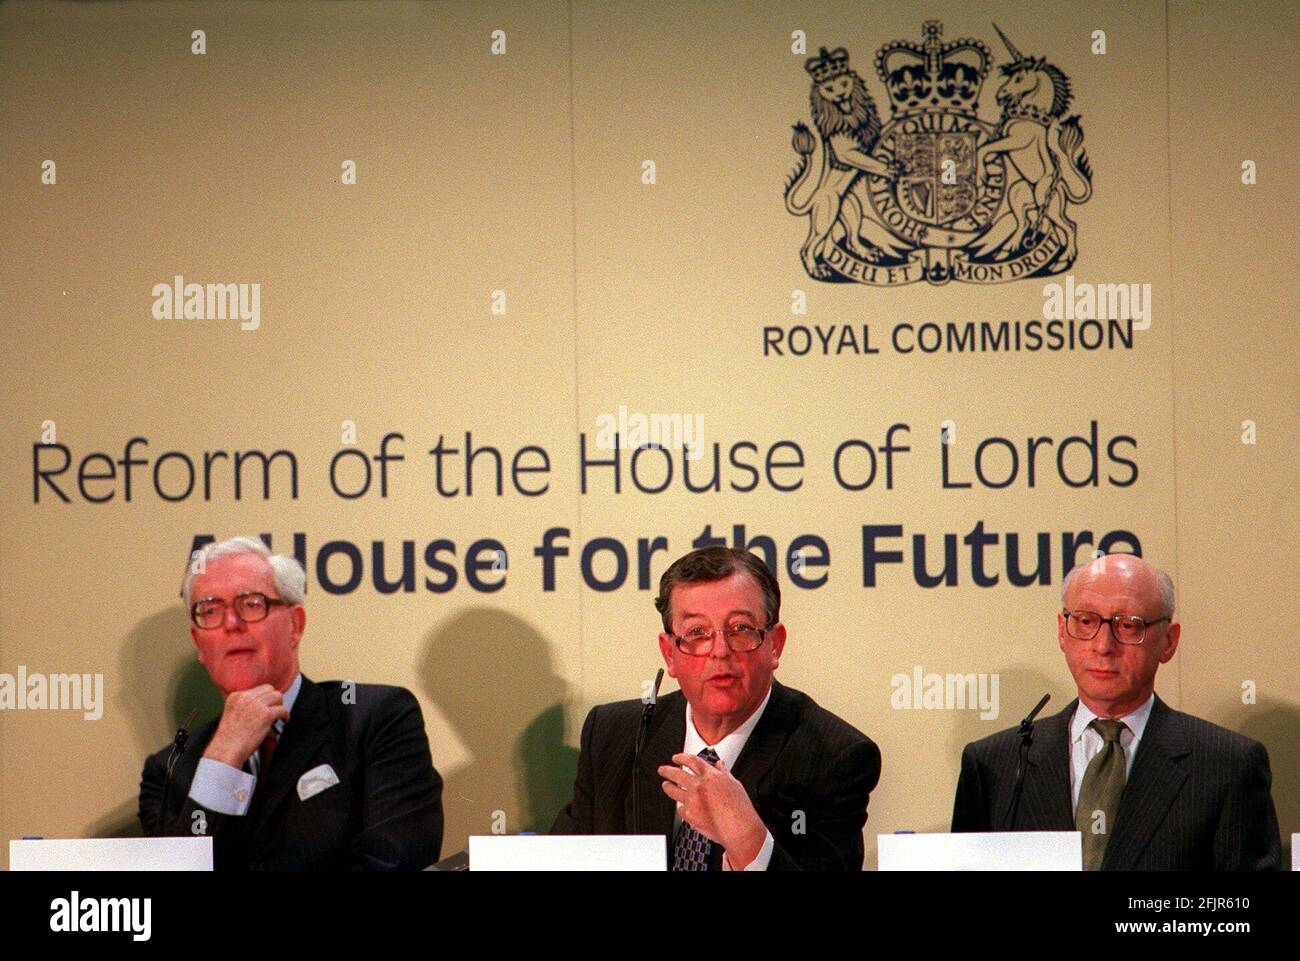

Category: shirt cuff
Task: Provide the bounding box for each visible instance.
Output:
[188,757,256,816]
[723,830,775,872]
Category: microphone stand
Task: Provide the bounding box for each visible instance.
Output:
[161,708,198,830]
[631,669,664,835]
[1004,694,1050,830]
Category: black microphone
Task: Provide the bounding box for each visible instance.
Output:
[1003,693,1050,830]
[160,708,198,829]
[631,668,665,835]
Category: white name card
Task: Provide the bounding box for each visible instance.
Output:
[878,831,1082,871]
[10,837,213,871]
[470,835,666,871]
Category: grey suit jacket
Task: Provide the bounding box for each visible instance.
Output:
[139,676,443,870]
[951,696,1280,870]
[551,679,881,870]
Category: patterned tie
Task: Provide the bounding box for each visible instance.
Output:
[247,721,283,781]
[670,747,720,872]
[1075,718,1127,871]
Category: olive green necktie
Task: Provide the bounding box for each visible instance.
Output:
[1075,718,1127,871]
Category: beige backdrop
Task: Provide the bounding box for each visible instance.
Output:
[0,0,1295,870]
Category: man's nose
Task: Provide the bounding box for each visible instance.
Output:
[222,604,245,631]
[1092,620,1118,652]
[708,630,732,658]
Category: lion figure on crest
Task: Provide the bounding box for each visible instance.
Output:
[785,47,898,278]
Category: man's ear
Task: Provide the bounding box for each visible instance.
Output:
[290,605,306,646]
[768,623,787,666]
[1057,611,1068,653]
[1159,622,1180,664]
[657,633,678,678]
[191,625,202,661]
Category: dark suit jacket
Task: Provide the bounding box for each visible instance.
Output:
[551,680,881,870]
[951,696,1280,870]
[139,676,443,870]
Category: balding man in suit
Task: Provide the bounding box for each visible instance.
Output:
[952,553,1280,870]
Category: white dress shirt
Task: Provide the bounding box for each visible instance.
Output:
[188,672,302,816]
[680,685,775,871]
[1068,692,1154,815]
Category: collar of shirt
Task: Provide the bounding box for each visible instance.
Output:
[275,672,303,735]
[1071,692,1154,747]
[683,684,773,769]
[1068,692,1154,809]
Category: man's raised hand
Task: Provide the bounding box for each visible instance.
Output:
[203,684,290,769]
[658,753,768,869]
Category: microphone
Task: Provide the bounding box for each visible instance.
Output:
[631,668,665,835]
[161,708,198,828]
[1003,693,1050,830]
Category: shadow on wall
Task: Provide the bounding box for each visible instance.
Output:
[865,666,1063,869]
[909,667,1064,835]
[1222,696,1299,869]
[83,607,224,839]
[948,667,1068,806]
[419,609,578,854]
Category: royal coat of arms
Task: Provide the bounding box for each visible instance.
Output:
[785,22,1093,285]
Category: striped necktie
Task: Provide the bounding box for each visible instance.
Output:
[247,720,284,781]
[670,747,719,872]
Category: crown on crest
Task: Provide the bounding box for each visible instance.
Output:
[874,21,990,116]
[804,46,850,83]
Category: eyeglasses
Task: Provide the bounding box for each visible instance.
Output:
[191,592,290,629]
[1062,609,1169,646]
[671,624,770,656]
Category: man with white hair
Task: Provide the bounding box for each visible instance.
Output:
[138,537,443,869]
[951,552,1280,870]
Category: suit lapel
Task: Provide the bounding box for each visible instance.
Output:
[703,682,799,870]
[730,681,796,795]
[1017,701,1075,830]
[1103,696,1189,870]
[632,691,686,839]
[249,676,334,833]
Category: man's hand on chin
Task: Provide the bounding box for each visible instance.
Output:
[203,684,290,769]
[658,752,769,870]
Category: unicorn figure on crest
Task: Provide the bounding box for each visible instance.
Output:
[975,25,1093,265]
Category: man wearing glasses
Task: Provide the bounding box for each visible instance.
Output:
[951,553,1280,870]
[552,546,881,870]
[138,536,443,869]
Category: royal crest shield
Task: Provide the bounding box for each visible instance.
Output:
[785,22,1093,286]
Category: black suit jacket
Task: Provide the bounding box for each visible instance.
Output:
[951,696,1280,870]
[551,680,881,870]
[139,676,443,870]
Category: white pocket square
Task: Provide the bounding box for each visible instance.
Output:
[297,763,340,801]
